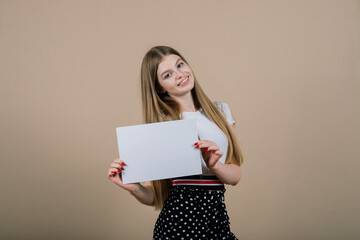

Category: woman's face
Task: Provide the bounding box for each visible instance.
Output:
[156,54,194,98]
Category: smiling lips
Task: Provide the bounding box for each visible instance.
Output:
[178,75,190,86]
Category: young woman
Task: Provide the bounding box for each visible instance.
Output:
[107,46,243,239]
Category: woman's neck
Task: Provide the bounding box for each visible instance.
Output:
[171,92,197,112]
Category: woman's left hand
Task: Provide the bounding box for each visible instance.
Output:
[194,140,223,169]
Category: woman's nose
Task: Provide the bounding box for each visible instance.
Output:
[175,70,185,79]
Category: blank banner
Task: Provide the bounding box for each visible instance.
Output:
[116,119,202,184]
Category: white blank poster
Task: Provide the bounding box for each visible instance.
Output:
[116,119,202,184]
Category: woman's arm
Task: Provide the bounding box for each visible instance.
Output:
[212,123,241,185]
[108,158,155,206]
[129,182,155,206]
[209,161,241,186]
[195,124,242,186]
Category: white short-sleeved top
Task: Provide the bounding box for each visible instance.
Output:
[181,101,235,175]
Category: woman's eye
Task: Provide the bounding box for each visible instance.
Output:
[177,62,184,68]
[164,73,172,79]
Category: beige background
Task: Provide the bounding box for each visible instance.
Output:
[1,0,359,239]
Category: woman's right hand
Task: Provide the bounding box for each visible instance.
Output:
[107,157,140,193]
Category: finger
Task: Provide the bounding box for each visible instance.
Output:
[114,158,127,166]
[110,163,125,170]
[107,170,117,177]
[195,142,216,150]
[211,150,223,156]
[194,140,213,145]
[194,140,209,148]
[205,145,220,152]
[108,167,122,175]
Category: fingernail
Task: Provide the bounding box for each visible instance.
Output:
[118,169,121,173]
[121,162,126,166]
[194,142,198,145]
[195,145,199,148]
[212,151,216,154]
[121,167,124,170]
[111,171,116,174]
[205,148,209,151]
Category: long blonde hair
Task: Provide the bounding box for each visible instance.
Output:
[141,46,243,210]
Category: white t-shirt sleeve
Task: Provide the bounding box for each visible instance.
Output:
[214,101,235,125]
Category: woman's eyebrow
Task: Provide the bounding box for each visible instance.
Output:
[161,58,182,78]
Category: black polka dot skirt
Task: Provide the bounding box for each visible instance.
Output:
[153,185,238,239]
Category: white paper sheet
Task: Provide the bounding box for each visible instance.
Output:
[116,119,202,184]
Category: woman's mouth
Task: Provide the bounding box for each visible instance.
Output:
[178,76,189,86]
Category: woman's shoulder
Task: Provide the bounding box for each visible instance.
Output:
[213,101,235,125]
[213,101,231,111]
[198,101,230,113]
